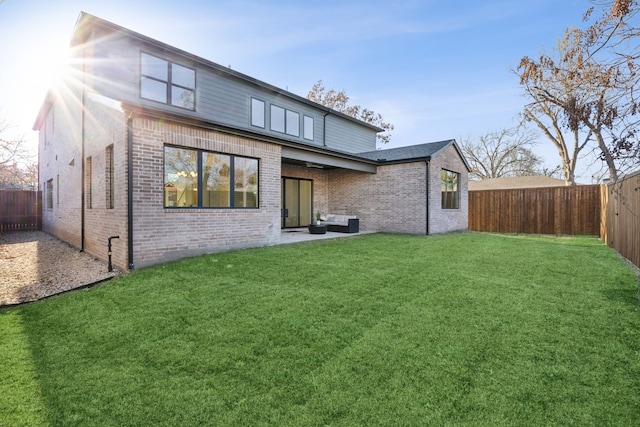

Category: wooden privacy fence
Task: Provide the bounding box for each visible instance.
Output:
[600,171,640,270]
[469,185,602,236]
[469,176,640,269]
[0,190,42,231]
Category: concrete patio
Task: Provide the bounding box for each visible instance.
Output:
[279,228,373,245]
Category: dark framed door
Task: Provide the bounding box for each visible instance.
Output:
[282,177,312,228]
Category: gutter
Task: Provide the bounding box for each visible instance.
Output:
[127,115,135,270]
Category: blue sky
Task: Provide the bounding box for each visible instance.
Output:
[0,0,602,181]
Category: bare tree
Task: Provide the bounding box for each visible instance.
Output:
[460,128,548,180]
[517,0,640,184]
[307,80,394,144]
[0,114,37,190]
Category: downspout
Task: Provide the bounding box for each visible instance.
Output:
[80,50,86,251]
[425,160,430,235]
[127,114,135,270]
[322,110,330,147]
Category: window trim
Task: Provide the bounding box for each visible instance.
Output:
[140,52,196,110]
[163,145,259,209]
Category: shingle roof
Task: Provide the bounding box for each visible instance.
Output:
[468,176,570,190]
[357,140,455,162]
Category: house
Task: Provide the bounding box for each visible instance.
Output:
[34,12,469,271]
[468,176,570,191]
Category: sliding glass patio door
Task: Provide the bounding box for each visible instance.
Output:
[282,177,312,228]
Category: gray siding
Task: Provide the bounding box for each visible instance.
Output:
[325,114,378,153]
[87,26,377,154]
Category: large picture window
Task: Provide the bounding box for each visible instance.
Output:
[141,53,195,110]
[441,169,460,209]
[164,146,258,209]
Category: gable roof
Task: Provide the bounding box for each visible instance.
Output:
[468,175,570,190]
[357,140,471,171]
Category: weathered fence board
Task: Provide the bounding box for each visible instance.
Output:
[0,191,42,231]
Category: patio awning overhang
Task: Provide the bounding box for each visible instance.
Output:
[282,146,377,173]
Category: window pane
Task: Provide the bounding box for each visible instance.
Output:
[270,105,285,133]
[46,179,53,209]
[303,116,314,140]
[171,86,195,109]
[251,98,265,128]
[164,146,198,207]
[141,77,167,103]
[171,63,195,88]
[286,110,299,136]
[234,157,258,208]
[202,152,230,207]
[441,169,459,209]
[141,53,168,81]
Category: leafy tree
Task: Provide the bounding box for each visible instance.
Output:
[461,128,552,180]
[307,80,394,144]
[0,114,36,190]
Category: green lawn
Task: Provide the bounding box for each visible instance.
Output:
[1,232,639,426]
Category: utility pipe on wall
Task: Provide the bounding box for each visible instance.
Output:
[107,235,119,272]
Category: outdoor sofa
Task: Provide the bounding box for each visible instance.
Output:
[322,214,359,233]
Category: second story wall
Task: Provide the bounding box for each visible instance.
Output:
[79,15,378,156]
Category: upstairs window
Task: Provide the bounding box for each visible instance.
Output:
[286,110,299,136]
[303,115,314,140]
[441,169,460,209]
[141,53,195,110]
[270,105,285,133]
[251,98,265,128]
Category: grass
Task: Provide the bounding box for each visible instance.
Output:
[1,232,639,426]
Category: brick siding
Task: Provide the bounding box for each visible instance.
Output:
[129,118,282,268]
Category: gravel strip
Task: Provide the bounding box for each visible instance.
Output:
[0,231,119,307]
